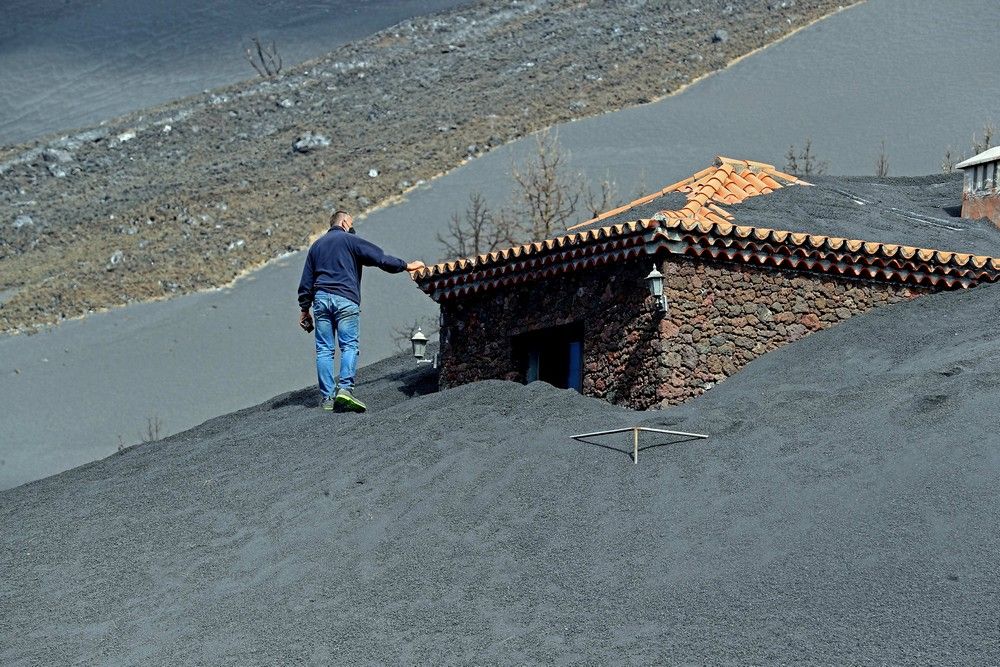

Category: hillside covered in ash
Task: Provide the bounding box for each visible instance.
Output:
[0,0,849,333]
[3,283,1000,664]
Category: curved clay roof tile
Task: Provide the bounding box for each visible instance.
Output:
[759,175,782,190]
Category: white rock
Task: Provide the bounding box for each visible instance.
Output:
[292,132,331,153]
[42,148,74,163]
[368,168,379,178]
[13,214,33,228]
[107,250,124,270]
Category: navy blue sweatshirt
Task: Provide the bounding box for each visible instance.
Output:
[298,227,407,309]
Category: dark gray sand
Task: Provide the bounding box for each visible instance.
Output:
[586,173,1000,258]
[4,286,1000,664]
[730,174,1000,256]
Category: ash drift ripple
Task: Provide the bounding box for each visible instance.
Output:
[3,284,1000,664]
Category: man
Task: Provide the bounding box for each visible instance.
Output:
[298,210,425,412]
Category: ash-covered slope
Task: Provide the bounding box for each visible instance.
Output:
[4,286,1000,664]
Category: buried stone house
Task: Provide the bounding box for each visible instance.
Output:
[412,157,1000,409]
[956,146,1000,226]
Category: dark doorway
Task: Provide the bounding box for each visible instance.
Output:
[512,323,584,391]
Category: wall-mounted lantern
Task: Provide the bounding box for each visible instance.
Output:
[644,264,668,313]
[410,327,438,368]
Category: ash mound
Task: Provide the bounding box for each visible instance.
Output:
[4,286,1000,664]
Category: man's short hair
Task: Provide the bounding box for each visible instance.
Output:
[330,210,351,228]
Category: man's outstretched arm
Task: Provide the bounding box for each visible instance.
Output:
[354,237,409,273]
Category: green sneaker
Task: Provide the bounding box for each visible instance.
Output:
[321,396,336,411]
[335,388,367,413]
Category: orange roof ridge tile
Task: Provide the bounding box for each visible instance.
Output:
[770,167,802,182]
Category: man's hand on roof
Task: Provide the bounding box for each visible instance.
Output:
[406,260,425,273]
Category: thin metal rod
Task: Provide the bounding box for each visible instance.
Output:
[632,427,709,439]
[571,426,638,439]
[570,425,709,466]
[570,426,709,440]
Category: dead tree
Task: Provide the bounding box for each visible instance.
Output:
[437,134,621,261]
[245,37,282,78]
[784,138,828,176]
[510,130,582,241]
[631,168,649,200]
[942,147,958,173]
[972,122,995,154]
[942,122,996,173]
[140,415,162,443]
[584,175,622,219]
[874,140,890,178]
[784,145,800,176]
[436,192,517,259]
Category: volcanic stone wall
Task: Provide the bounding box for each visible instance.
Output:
[438,256,926,408]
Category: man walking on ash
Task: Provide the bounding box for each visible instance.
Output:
[298,210,424,412]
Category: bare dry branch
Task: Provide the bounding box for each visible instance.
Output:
[874,140,890,178]
[942,146,958,173]
[784,145,799,176]
[245,36,283,78]
[784,137,827,176]
[438,133,620,262]
[509,129,583,241]
[435,192,516,260]
[973,121,996,154]
[584,175,621,218]
[140,415,162,443]
[632,168,649,200]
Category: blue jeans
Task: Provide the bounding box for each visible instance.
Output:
[312,292,360,397]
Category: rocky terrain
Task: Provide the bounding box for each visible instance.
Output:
[0,0,852,333]
[4,283,1000,664]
